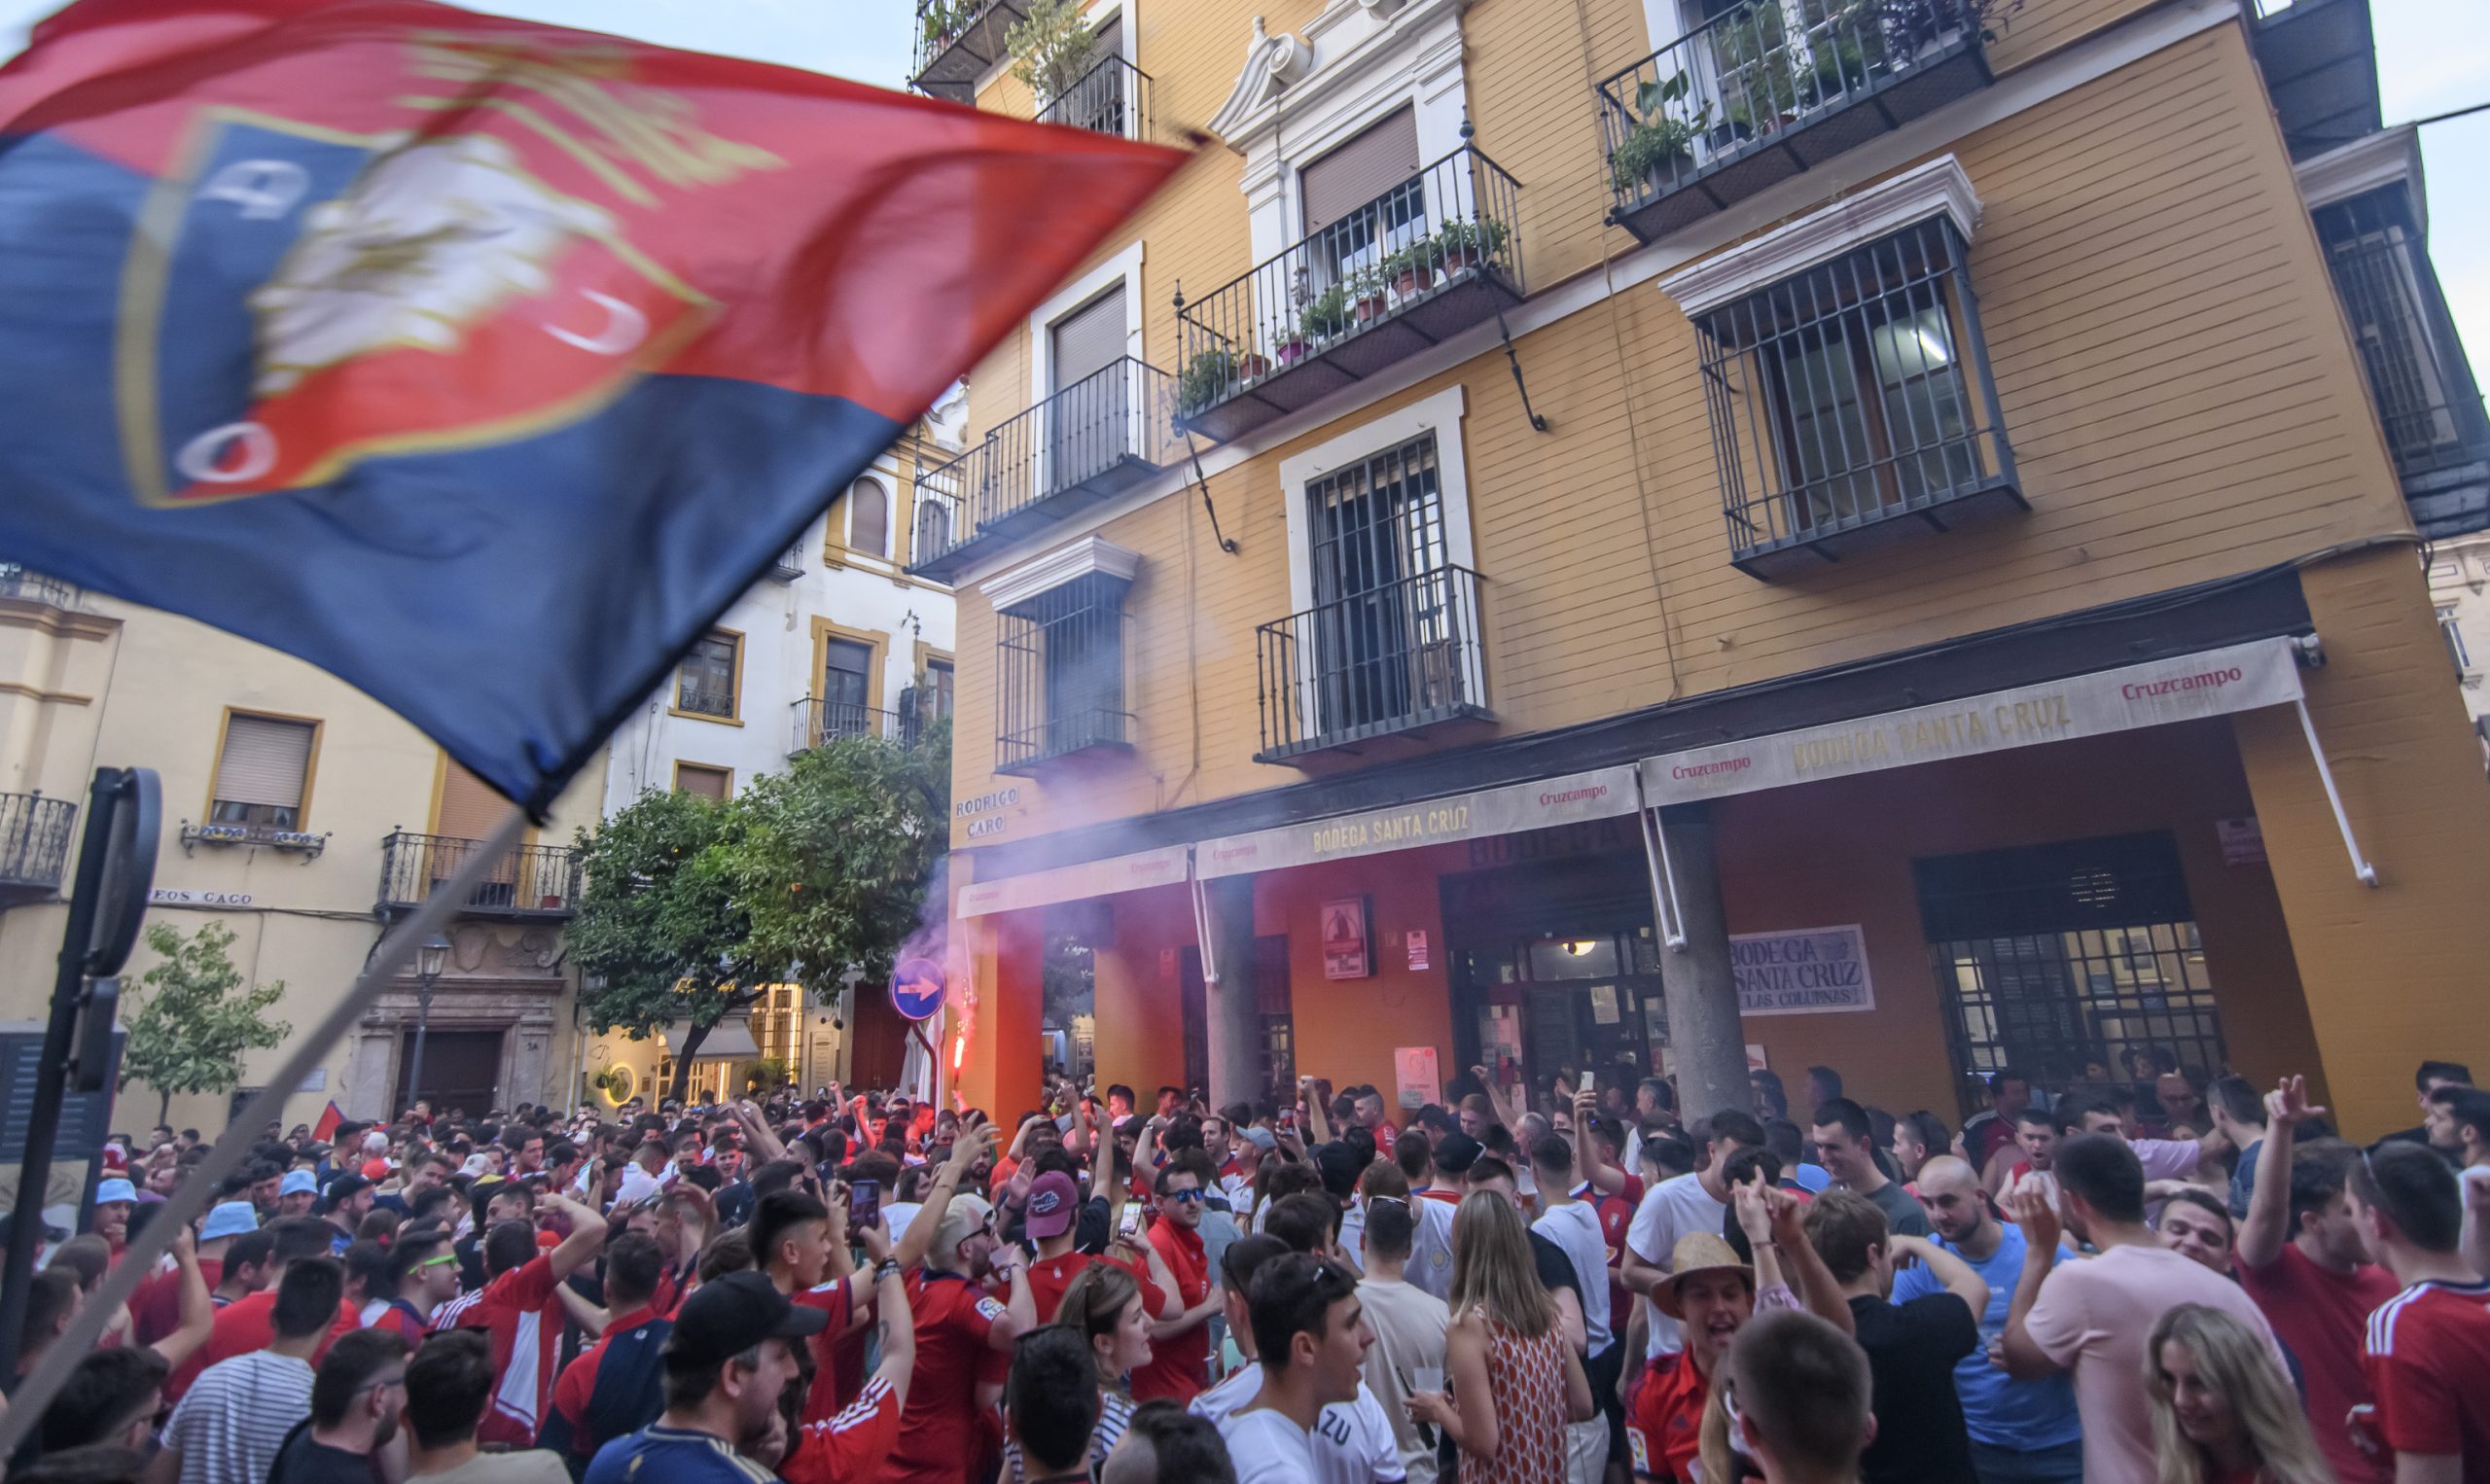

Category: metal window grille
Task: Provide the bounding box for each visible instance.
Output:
[677,633,737,717]
[995,573,1133,771]
[1034,53,1150,138]
[1915,832,2227,1119]
[2313,191,2490,483]
[1691,215,2017,570]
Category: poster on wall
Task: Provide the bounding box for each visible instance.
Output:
[1405,930,1430,972]
[1394,1046,1441,1109]
[1729,925,1874,1016]
[1320,898,1372,980]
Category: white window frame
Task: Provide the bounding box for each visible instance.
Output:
[1275,382,1480,720]
[1027,240,1146,408]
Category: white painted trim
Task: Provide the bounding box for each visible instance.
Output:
[944,0,2240,590]
[980,535,1143,613]
[1656,156,1981,317]
[2294,124,2424,233]
[1028,239,1147,409]
[1277,383,1474,618]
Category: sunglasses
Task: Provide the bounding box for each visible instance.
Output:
[1162,1187,1207,1204]
[414,1254,458,1271]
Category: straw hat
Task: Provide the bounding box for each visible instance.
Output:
[1653,1231,1754,1320]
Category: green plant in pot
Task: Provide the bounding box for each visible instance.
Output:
[1300,283,1352,342]
[1385,237,1445,297]
[1347,266,1390,324]
[1007,0,1102,106]
[1610,72,1710,194]
[1715,3,1804,128]
[1176,348,1238,414]
[1434,218,1510,274]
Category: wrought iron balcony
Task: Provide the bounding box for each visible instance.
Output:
[1255,566,1490,763]
[912,0,1029,103]
[768,542,804,583]
[907,358,1176,583]
[790,699,923,754]
[378,830,582,918]
[1597,0,1996,243]
[1175,140,1524,443]
[0,563,75,608]
[0,791,75,900]
[1036,53,1151,138]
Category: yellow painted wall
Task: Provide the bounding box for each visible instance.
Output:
[948,19,2412,853]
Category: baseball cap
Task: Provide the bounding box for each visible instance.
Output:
[1238,1126,1278,1153]
[932,1193,996,1255]
[95,1178,137,1205]
[324,1174,372,1204]
[200,1201,260,1241]
[279,1169,319,1197]
[1431,1131,1483,1176]
[361,1158,392,1182]
[1023,1173,1080,1240]
[664,1271,830,1370]
[100,1147,127,1174]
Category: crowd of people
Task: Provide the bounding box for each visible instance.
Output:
[3,1052,2488,1484]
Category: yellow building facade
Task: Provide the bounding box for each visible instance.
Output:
[0,578,604,1136]
[913,0,2490,1138]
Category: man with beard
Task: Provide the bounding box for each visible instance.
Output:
[1903,1156,2082,1484]
[586,1276,825,1484]
[267,1330,407,1484]
[1130,1150,1223,1405]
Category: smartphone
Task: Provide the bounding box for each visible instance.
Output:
[1119,1203,1144,1237]
[1579,1070,1597,1094]
[848,1179,881,1231]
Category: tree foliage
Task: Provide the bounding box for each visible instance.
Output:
[120,921,291,1122]
[571,724,950,1103]
[1007,0,1100,102]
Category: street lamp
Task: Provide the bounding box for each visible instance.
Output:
[406,934,450,1114]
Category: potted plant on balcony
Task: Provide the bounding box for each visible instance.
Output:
[1007,0,1101,107]
[1176,348,1239,416]
[1348,266,1391,326]
[1715,2,1805,131]
[1877,0,2019,65]
[1300,282,1353,342]
[1385,236,1445,298]
[1433,218,1510,276]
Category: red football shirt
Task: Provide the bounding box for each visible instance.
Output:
[780,1376,905,1484]
[546,1301,660,1446]
[2363,1278,2490,1463]
[164,1288,357,1400]
[129,1256,221,1346]
[1623,1353,1707,1482]
[1130,1218,1210,1403]
[438,1253,563,1446]
[1027,1249,1168,1328]
[881,1270,1010,1484]
[793,1280,857,1425]
[2236,1243,2397,1484]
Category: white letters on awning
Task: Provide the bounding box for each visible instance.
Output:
[1192,764,1643,880]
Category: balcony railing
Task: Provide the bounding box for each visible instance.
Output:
[0,791,75,899]
[1175,140,1524,442]
[768,542,804,582]
[1255,566,1490,762]
[1597,0,1995,243]
[1036,53,1151,138]
[907,358,1176,582]
[0,564,75,608]
[912,0,1029,103]
[790,699,925,753]
[379,831,582,918]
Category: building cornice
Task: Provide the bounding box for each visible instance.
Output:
[0,597,121,641]
[2294,124,2424,232]
[980,536,1142,614]
[1206,0,1471,154]
[1657,156,1982,318]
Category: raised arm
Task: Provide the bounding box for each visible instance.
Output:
[1999,1183,2066,1380]
[1299,1078,1333,1146]
[1889,1234,1989,1318]
[544,1193,610,1281]
[866,1261,916,1405]
[148,1227,215,1371]
[894,1115,997,1271]
[1065,1092,1093,1158]
[1470,1066,1519,1131]
[1575,1092,1625,1197]
[1759,1178,1854,1336]
[733,1099,790,1166]
[2238,1076,2315,1273]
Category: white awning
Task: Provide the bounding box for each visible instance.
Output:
[1192,764,1643,879]
[956,844,1190,918]
[1640,638,2306,805]
[684,1016,759,1060]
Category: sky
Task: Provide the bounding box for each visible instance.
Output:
[0,0,2481,376]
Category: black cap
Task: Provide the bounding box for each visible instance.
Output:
[1432,1131,1483,1176]
[664,1271,829,1370]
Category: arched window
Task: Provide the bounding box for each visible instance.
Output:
[913,497,951,563]
[848,477,890,557]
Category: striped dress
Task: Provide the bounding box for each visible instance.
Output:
[1461,1319,1568,1484]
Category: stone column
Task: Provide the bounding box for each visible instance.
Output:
[1653,802,1750,1125]
[1200,875,1261,1109]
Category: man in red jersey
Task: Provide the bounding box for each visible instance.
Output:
[164,1218,359,1401]
[2347,1140,2490,1478]
[540,1232,670,1473]
[2233,1077,2399,1484]
[433,1189,606,1447]
[1131,1150,1222,1404]
[883,1117,1038,1484]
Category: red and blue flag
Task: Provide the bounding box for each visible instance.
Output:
[0,0,1180,810]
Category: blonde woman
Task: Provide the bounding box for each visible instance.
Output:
[1408,1189,1593,1483]
[999,1262,1151,1482]
[2146,1304,2331,1484]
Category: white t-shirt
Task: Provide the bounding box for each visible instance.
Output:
[1624,1173,1728,1358]
[1192,1362,1406,1484]
[1532,1200,1613,1356]
[1337,1201,1368,1275]
[1218,1407,1318,1484]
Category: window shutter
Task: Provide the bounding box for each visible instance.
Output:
[1050,289,1127,394]
[214,715,313,810]
[434,757,507,842]
[1299,108,1420,233]
[849,477,889,556]
[677,765,729,801]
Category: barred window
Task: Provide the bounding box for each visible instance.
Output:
[997,573,1133,771]
[2313,190,2490,482]
[1691,215,2018,576]
[675,631,740,720]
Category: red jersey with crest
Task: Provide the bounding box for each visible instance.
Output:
[2362,1278,2490,1462]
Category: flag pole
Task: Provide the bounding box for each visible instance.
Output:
[0,803,535,1469]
